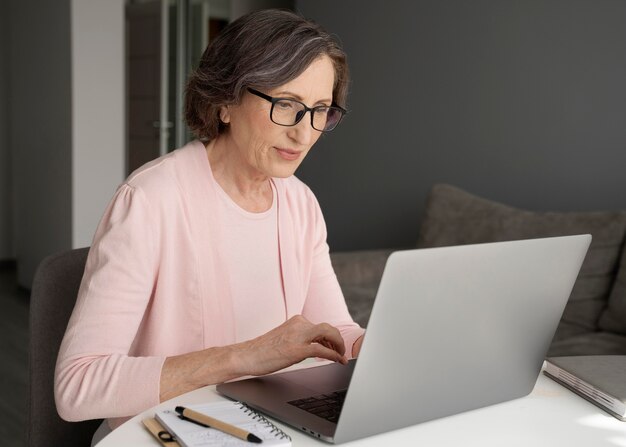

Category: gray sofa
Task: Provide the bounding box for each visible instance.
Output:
[331,184,626,357]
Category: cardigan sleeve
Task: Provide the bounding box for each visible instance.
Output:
[300,195,365,359]
[54,183,166,422]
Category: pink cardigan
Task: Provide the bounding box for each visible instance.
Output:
[54,141,364,428]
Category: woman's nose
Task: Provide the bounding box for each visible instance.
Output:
[288,113,315,146]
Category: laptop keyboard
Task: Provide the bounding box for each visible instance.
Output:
[287,390,347,423]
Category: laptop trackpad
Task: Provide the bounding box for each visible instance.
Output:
[276,360,355,395]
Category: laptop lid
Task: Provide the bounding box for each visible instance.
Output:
[219,235,591,444]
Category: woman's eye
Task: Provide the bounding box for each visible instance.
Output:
[314,107,329,115]
[276,101,294,110]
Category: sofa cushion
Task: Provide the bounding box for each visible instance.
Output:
[598,248,626,334]
[548,331,626,357]
[340,285,378,328]
[417,184,626,331]
[330,249,393,289]
[330,249,393,327]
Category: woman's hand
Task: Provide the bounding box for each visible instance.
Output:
[233,315,348,377]
[160,315,346,402]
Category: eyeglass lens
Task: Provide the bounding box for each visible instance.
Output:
[271,100,342,131]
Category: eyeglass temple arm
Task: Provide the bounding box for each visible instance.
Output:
[247,87,273,102]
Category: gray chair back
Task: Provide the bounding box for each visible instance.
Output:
[28,248,102,447]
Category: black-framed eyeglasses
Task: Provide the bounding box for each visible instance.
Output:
[247,88,346,132]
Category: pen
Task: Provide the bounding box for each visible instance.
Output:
[175,406,263,443]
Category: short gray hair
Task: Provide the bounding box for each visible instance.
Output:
[185,9,349,142]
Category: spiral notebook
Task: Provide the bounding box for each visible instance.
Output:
[155,401,291,447]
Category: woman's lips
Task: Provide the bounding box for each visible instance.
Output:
[275,147,301,161]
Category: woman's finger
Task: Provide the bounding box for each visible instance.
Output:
[306,343,348,365]
[308,323,346,356]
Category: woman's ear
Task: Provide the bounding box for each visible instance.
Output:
[219,106,231,124]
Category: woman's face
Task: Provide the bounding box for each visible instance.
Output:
[220,55,336,179]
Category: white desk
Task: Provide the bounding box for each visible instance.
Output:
[98,363,626,447]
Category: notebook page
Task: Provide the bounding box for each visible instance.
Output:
[155,401,291,447]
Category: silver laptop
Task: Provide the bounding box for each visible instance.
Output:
[217,235,591,443]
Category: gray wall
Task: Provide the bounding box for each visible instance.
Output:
[230,0,294,20]
[296,0,626,251]
[4,0,124,287]
[10,0,72,285]
[0,0,12,260]
[71,0,125,248]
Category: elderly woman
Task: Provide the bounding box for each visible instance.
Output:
[54,8,364,442]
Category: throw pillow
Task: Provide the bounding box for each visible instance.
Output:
[417,184,626,331]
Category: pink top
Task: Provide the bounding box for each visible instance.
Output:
[54,141,364,428]
[216,180,287,342]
